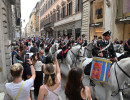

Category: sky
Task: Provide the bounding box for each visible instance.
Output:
[21,0,40,28]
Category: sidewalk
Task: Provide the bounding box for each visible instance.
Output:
[0,92,4,100]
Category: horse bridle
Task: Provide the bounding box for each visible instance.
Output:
[111,61,130,96]
[71,46,84,59]
[70,46,84,66]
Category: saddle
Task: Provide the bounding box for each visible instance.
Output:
[45,44,52,52]
[57,49,69,60]
[40,41,45,47]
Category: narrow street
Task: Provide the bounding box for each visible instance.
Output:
[0,0,130,100]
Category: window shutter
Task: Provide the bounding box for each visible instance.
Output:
[75,0,78,12]
[67,4,69,16]
[70,2,72,15]
[64,6,66,17]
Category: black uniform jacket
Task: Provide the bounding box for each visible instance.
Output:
[92,39,116,59]
[124,39,130,52]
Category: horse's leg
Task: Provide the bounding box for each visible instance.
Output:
[105,86,111,100]
[119,92,124,100]
[67,64,71,70]
[92,86,99,100]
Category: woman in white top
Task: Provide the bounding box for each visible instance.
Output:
[38,57,61,100]
[32,53,44,98]
[5,60,35,100]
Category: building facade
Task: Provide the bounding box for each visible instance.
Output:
[82,0,130,41]
[40,0,83,39]
[0,0,21,92]
[35,2,41,36]
[29,8,36,37]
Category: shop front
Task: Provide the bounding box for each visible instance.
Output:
[89,0,104,41]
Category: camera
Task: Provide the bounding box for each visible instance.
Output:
[24,54,29,63]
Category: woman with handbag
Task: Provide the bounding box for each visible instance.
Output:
[38,57,61,100]
[65,67,91,100]
[4,59,35,100]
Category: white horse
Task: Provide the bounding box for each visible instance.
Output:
[82,57,130,100]
[49,43,59,55]
[83,42,94,58]
[114,44,124,53]
[59,45,84,76]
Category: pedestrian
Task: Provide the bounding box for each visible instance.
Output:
[30,43,38,53]
[12,46,18,64]
[4,60,35,100]
[32,53,44,99]
[38,58,61,100]
[39,50,45,63]
[92,35,98,44]
[65,67,91,100]
[28,42,33,52]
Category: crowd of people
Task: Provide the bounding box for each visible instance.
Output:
[4,31,130,100]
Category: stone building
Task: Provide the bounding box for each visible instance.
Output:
[35,2,41,36]
[0,0,21,92]
[28,8,37,37]
[82,0,130,41]
[40,0,83,39]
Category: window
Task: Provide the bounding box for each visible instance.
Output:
[67,2,72,16]
[61,6,66,18]
[76,0,82,12]
[57,10,60,21]
[116,0,123,19]
[46,4,47,10]
[51,0,52,5]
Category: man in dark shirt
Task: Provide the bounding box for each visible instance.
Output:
[30,43,38,53]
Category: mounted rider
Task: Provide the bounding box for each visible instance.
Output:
[92,31,117,61]
[118,38,130,60]
[84,30,118,86]
[124,38,130,57]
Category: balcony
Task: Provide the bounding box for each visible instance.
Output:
[44,22,54,29]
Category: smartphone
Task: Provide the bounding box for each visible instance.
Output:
[52,55,55,62]
[24,54,29,63]
[37,53,39,59]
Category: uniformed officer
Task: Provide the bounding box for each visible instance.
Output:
[124,38,130,56]
[92,30,117,61]
[84,30,117,86]
[118,38,130,60]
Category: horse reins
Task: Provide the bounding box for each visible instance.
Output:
[112,61,130,96]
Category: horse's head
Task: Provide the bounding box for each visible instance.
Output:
[51,43,59,54]
[71,45,84,60]
[87,42,94,50]
[84,42,94,58]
